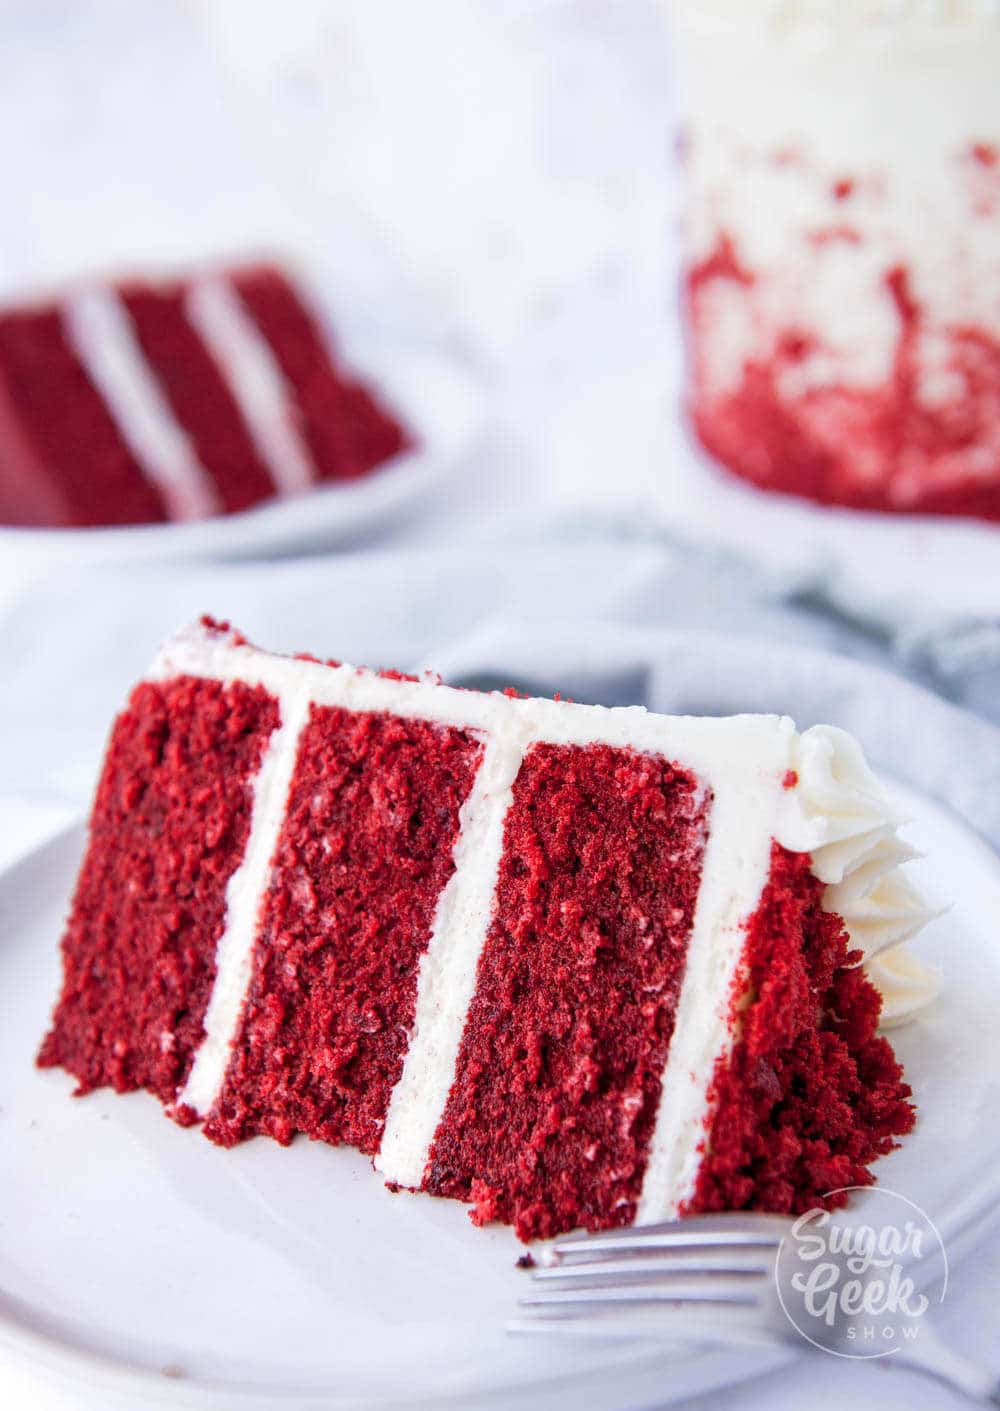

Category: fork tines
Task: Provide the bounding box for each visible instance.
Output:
[511,1215,790,1337]
[550,1213,791,1261]
[530,1249,773,1281]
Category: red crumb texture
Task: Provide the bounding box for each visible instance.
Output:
[0,307,167,527]
[231,266,412,482]
[688,235,1000,521]
[119,282,276,514]
[38,679,279,1102]
[686,845,914,1215]
[424,743,711,1242]
[204,709,482,1151]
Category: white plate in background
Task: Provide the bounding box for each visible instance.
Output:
[0,344,483,569]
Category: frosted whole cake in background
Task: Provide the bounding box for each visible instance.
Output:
[669,0,1000,522]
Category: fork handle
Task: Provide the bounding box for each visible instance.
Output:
[892,1320,1000,1405]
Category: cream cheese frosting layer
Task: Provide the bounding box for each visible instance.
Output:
[176,681,312,1117]
[185,277,316,498]
[376,730,522,1188]
[151,621,933,1221]
[63,289,221,522]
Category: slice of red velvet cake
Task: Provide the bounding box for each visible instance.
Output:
[0,264,410,528]
[38,620,935,1241]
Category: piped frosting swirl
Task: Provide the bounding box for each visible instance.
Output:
[778,724,939,1020]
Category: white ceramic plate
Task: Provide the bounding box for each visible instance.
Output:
[654,417,1000,625]
[1,772,998,1410]
[0,345,483,569]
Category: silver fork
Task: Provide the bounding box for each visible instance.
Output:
[510,1214,1000,1405]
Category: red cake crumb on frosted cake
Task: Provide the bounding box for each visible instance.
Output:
[672,2,1000,521]
[39,620,936,1241]
[0,263,411,529]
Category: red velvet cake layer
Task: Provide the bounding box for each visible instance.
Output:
[424,743,711,1241]
[687,845,915,1215]
[688,237,1000,520]
[0,308,167,527]
[204,708,482,1151]
[231,267,411,482]
[120,283,275,514]
[38,678,279,1102]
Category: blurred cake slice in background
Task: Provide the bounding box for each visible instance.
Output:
[0,262,411,528]
[670,0,1000,522]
